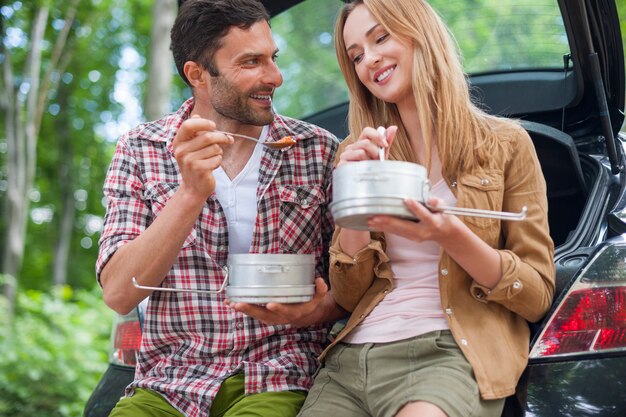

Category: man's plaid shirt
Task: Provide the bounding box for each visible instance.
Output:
[97,98,338,417]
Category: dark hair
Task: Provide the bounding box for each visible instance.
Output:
[171,0,270,86]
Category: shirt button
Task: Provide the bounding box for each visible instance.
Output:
[383,290,389,294]
[451,181,457,188]
[236,323,244,330]
[441,268,449,276]
[461,338,468,346]
[445,308,453,315]
[513,281,522,289]
[480,178,490,186]
[301,199,308,205]
[360,314,365,319]
[475,290,485,299]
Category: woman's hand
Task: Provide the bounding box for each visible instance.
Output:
[369,197,503,288]
[367,197,461,245]
[337,125,398,166]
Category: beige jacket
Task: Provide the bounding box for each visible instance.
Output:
[324,125,556,400]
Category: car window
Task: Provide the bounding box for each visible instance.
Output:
[433,0,569,73]
[271,0,569,120]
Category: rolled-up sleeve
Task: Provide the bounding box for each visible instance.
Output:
[470,128,555,322]
[96,135,149,284]
[329,231,391,312]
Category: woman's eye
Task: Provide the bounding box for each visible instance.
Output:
[376,33,389,44]
[352,54,363,64]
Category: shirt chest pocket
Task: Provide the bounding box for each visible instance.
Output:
[144,181,198,248]
[278,185,326,253]
[457,170,504,231]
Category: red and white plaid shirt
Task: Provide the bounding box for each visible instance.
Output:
[97,98,338,417]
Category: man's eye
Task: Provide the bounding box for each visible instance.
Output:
[243,59,259,66]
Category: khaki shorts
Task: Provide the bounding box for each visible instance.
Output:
[298,330,505,417]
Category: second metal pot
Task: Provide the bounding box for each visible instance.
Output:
[226,253,316,303]
[330,160,526,230]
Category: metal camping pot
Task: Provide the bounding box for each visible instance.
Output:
[131,253,316,304]
[225,254,316,303]
[331,160,430,230]
[330,160,527,231]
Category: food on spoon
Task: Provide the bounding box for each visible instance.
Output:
[267,135,297,149]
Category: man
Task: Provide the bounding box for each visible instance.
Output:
[97,1,341,416]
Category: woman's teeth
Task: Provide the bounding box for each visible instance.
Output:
[376,67,394,82]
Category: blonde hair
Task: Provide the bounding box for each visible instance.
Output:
[334,0,515,179]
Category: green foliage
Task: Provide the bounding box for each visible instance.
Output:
[0,286,114,417]
[271,0,348,119]
[0,0,155,290]
[431,0,568,72]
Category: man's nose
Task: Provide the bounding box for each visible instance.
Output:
[264,60,283,88]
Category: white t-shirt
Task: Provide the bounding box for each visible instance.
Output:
[343,179,456,344]
[213,126,268,254]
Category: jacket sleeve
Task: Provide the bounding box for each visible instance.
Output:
[329,230,391,312]
[470,127,556,322]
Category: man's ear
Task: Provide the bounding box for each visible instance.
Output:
[184,61,206,88]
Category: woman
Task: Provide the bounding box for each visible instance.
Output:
[298,1,555,417]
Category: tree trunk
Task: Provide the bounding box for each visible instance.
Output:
[144,0,177,121]
[1,6,48,307]
[1,0,80,310]
[53,89,75,287]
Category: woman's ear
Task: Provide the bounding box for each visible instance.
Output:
[183,61,206,88]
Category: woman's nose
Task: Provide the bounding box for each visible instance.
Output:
[365,53,382,68]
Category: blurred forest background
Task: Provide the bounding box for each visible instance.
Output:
[0,0,625,416]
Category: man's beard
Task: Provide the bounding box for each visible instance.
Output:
[210,75,275,126]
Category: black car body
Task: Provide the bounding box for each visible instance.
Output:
[84,0,626,416]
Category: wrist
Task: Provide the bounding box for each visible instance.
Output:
[177,183,211,210]
[322,291,347,323]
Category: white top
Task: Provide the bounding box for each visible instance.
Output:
[343,179,456,344]
[213,125,268,254]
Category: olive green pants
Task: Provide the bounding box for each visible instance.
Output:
[109,373,307,417]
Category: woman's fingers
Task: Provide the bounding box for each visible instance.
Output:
[338,125,398,164]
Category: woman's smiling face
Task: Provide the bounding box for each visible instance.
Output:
[342,3,414,109]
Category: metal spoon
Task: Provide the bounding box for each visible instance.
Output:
[377,126,386,161]
[215,130,296,149]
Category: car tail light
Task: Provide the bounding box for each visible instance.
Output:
[109,307,143,367]
[530,243,626,359]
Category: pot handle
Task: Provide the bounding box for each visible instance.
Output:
[131,269,229,295]
[421,177,526,221]
[429,204,528,221]
[261,265,289,273]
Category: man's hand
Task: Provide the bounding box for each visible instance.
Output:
[226,278,346,328]
[172,116,233,200]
